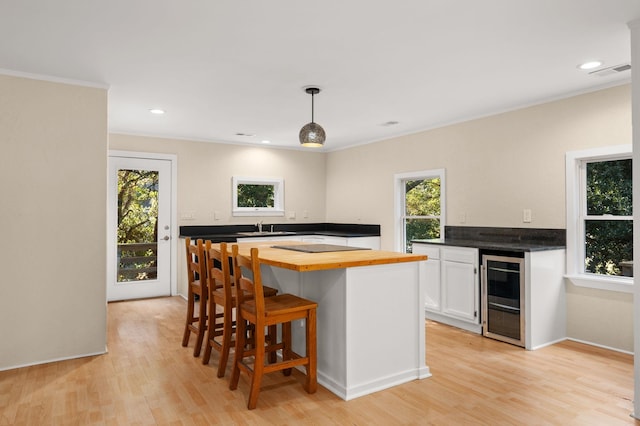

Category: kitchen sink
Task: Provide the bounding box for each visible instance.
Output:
[237,231,297,236]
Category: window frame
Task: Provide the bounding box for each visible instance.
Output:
[232,176,285,217]
[394,169,446,253]
[565,145,633,293]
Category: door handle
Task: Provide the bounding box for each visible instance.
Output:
[162,235,170,241]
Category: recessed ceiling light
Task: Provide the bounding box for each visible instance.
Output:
[149,108,165,115]
[261,140,271,144]
[578,61,603,70]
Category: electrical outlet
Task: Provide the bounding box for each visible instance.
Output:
[288,211,296,219]
[459,212,466,223]
[523,209,532,223]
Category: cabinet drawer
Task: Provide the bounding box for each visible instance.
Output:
[412,244,440,260]
[442,247,477,264]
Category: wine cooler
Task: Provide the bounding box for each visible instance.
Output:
[481,254,525,347]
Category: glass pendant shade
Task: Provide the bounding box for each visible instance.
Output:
[299,122,326,147]
[299,87,325,147]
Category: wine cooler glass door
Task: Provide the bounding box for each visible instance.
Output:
[482,255,525,347]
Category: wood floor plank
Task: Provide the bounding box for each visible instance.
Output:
[0,296,636,425]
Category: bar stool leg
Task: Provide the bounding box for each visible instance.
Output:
[182,295,195,347]
[267,325,277,364]
[216,304,233,377]
[282,322,292,376]
[229,318,245,391]
[247,324,266,410]
[193,295,207,357]
[305,310,318,393]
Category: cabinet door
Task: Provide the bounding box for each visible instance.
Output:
[413,244,440,312]
[441,260,478,322]
[236,235,302,243]
[423,258,441,311]
[300,235,346,245]
[346,236,381,250]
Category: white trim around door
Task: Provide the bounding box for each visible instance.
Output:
[107,150,178,299]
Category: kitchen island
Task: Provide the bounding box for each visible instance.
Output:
[227,241,430,400]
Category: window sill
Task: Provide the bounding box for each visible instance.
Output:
[565,274,633,293]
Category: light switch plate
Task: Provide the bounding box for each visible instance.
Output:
[523,209,532,223]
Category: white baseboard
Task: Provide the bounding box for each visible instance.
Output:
[0,350,107,372]
[426,310,482,334]
[566,337,633,355]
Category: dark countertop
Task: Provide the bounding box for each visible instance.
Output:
[412,238,565,253]
[180,223,381,242]
[412,226,566,253]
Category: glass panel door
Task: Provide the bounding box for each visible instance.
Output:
[117,169,159,282]
[107,156,172,301]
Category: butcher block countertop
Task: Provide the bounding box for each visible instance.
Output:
[221,240,427,272]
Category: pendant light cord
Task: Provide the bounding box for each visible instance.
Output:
[311,92,315,123]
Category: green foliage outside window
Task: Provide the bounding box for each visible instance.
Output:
[405,178,441,252]
[585,159,632,276]
[118,170,159,243]
[237,184,275,208]
[117,169,159,281]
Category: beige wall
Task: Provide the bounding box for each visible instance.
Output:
[0,74,108,370]
[326,84,632,247]
[566,282,633,351]
[325,84,633,352]
[108,135,327,226]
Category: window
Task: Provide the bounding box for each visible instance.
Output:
[232,176,284,217]
[394,169,445,253]
[566,145,633,292]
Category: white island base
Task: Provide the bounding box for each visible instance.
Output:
[260,261,431,400]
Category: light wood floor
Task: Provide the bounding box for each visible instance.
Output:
[1,296,637,425]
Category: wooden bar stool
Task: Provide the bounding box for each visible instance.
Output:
[229,245,318,410]
[181,237,208,357]
[202,241,279,377]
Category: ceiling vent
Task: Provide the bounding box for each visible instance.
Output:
[589,63,631,77]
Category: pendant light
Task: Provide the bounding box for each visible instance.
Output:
[299,87,326,147]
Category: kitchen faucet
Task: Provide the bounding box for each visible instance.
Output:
[257,221,263,232]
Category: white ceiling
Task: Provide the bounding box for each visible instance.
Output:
[1,1,639,151]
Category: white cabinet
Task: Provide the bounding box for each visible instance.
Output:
[236,235,303,243]
[345,236,380,250]
[413,243,480,334]
[413,244,440,311]
[523,249,566,350]
[441,247,479,323]
[300,235,346,245]
[241,234,381,250]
